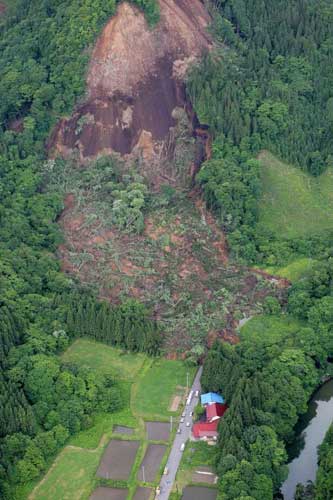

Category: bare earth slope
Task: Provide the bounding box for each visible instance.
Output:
[50,0,211,164]
[52,1,288,353]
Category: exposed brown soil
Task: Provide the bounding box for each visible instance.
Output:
[137,444,167,482]
[0,2,6,16]
[145,421,170,441]
[91,488,128,500]
[133,487,153,500]
[169,395,181,411]
[49,0,212,171]
[53,0,290,356]
[58,190,288,353]
[96,439,140,480]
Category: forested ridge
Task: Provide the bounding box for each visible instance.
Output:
[190,1,333,498]
[202,260,333,499]
[0,1,160,497]
[189,0,333,263]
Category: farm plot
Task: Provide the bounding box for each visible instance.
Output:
[96,440,140,480]
[90,487,128,500]
[173,441,217,493]
[133,486,153,500]
[113,425,134,435]
[182,486,217,500]
[137,444,167,482]
[145,421,170,441]
[192,466,217,484]
[31,344,194,500]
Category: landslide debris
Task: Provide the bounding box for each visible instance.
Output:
[49,0,212,177]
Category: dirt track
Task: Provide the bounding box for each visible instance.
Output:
[49,0,212,162]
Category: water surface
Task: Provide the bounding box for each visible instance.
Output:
[281,379,333,500]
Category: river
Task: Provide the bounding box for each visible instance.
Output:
[281,379,333,500]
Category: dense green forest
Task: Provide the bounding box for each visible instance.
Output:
[0,1,160,497]
[193,1,333,497]
[314,424,333,499]
[202,260,333,499]
[189,0,333,263]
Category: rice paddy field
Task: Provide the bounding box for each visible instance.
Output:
[27,340,195,500]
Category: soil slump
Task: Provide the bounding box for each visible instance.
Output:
[50,0,212,161]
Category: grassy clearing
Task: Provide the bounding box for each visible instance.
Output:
[180,442,216,471]
[30,448,100,500]
[133,359,196,419]
[258,151,333,239]
[240,314,303,345]
[174,441,217,493]
[265,257,315,282]
[62,339,147,380]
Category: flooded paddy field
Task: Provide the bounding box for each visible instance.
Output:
[146,421,170,441]
[96,439,140,480]
[133,486,153,500]
[182,486,217,500]
[113,425,134,435]
[90,486,128,500]
[137,444,167,482]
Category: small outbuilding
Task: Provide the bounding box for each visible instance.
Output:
[200,392,225,406]
[206,403,228,422]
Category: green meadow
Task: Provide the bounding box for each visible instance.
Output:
[240,314,303,345]
[258,151,333,239]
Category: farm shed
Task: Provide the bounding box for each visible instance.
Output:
[201,392,225,406]
[206,402,228,422]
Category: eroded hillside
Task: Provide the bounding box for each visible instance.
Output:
[50,0,286,354]
[50,0,212,178]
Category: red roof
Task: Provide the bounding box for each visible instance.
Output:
[206,403,228,422]
[192,420,219,438]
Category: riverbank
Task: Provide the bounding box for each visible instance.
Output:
[281,379,333,500]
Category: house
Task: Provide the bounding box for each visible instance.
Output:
[192,420,219,439]
[206,402,228,422]
[200,392,225,406]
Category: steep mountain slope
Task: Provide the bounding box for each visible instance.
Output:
[50,0,212,174]
[47,1,285,354]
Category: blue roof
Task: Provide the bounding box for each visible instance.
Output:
[201,392,225,405]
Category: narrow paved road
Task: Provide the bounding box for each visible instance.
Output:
[158,366,202,499]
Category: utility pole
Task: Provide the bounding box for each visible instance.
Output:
[142,465,145,482]
[170,415,173,432]
[186,372,189,391]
